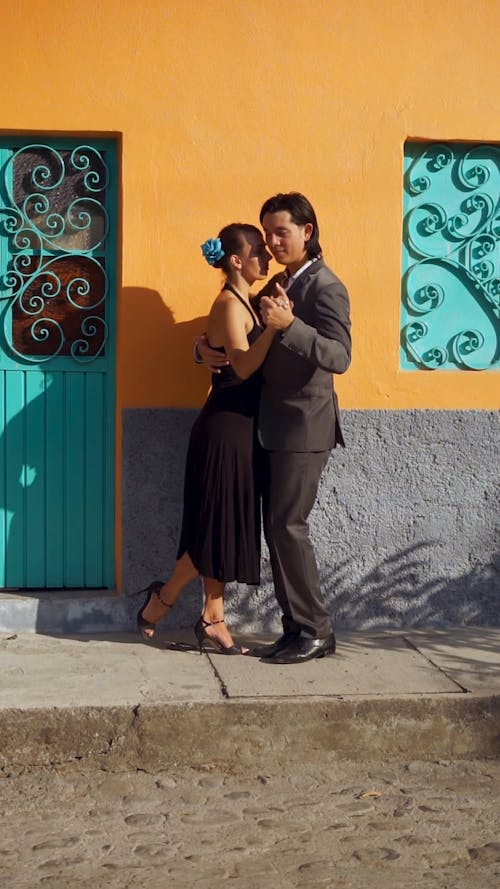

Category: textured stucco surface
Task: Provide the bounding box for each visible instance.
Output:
[122,409,499,631]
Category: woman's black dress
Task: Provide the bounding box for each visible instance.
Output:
[176,287,263,584]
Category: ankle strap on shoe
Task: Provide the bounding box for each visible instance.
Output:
[157,593,172,609]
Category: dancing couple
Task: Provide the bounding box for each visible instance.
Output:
[137,192,351,664]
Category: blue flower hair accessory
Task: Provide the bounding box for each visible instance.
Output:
[201,237,225,266]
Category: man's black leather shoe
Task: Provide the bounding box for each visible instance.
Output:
[247,632,300,659]
[268,632,336,664]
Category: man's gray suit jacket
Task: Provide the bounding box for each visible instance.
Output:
[256,259,351,453]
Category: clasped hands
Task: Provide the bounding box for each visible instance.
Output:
[260,283,294,331]
[196,283,295,372]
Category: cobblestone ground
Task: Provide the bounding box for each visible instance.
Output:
[0,759,499,888]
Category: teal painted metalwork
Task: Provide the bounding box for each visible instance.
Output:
[0,138,117,589]
[401,142,500,370]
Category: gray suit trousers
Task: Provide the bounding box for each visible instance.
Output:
[262,450,332,639]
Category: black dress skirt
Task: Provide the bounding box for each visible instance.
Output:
[176,295,263,584]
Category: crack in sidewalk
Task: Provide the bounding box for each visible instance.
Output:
[403,635,469,693]
[204,655,230,699]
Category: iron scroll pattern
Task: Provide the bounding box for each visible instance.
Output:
[401,143,499,370]
[0,144,109,362]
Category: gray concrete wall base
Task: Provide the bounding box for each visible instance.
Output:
[3,409,496,635]
[122,408,500,631]
[1,696,499,773]
[0,591,138,634]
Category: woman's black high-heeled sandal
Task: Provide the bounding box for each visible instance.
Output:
[194,616,242,655]
[137,581,172,642]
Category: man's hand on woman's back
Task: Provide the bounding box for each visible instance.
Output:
[194,334,230,373]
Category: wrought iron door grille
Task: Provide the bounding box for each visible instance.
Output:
[1,144,109,362]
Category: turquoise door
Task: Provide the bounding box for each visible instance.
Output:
[0,138,117,589]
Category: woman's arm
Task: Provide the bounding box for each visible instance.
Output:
[209,299,276,380]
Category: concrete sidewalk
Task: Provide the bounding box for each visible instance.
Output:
[0,628,499,771]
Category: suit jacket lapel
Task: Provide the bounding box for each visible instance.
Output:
[287,258,325,304]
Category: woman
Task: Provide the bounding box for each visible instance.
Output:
[137,223,279,653]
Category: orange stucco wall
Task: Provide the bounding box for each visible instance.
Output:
[1,0,498,411]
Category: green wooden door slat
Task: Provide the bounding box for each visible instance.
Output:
[0,376,5,586]
[45,374,65,588]
[0,160,5,588]
[25,371,46,586]
[102,385,115,588]
[64,373,85,587]
[5,371,26,586]
[85,373,104,586]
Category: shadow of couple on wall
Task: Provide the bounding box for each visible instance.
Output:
[119,286,211,407]
[119,286,212,625]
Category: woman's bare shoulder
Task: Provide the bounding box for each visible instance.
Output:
[209,289,240,316]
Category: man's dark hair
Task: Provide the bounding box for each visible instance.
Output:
[259,192,322,259]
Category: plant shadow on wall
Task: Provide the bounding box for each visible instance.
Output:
[231,542,500,635]
[324,542,500,629]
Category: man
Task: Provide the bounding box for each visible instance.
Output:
[199,193,351,663]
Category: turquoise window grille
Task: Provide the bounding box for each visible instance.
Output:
[401,142,499,370]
